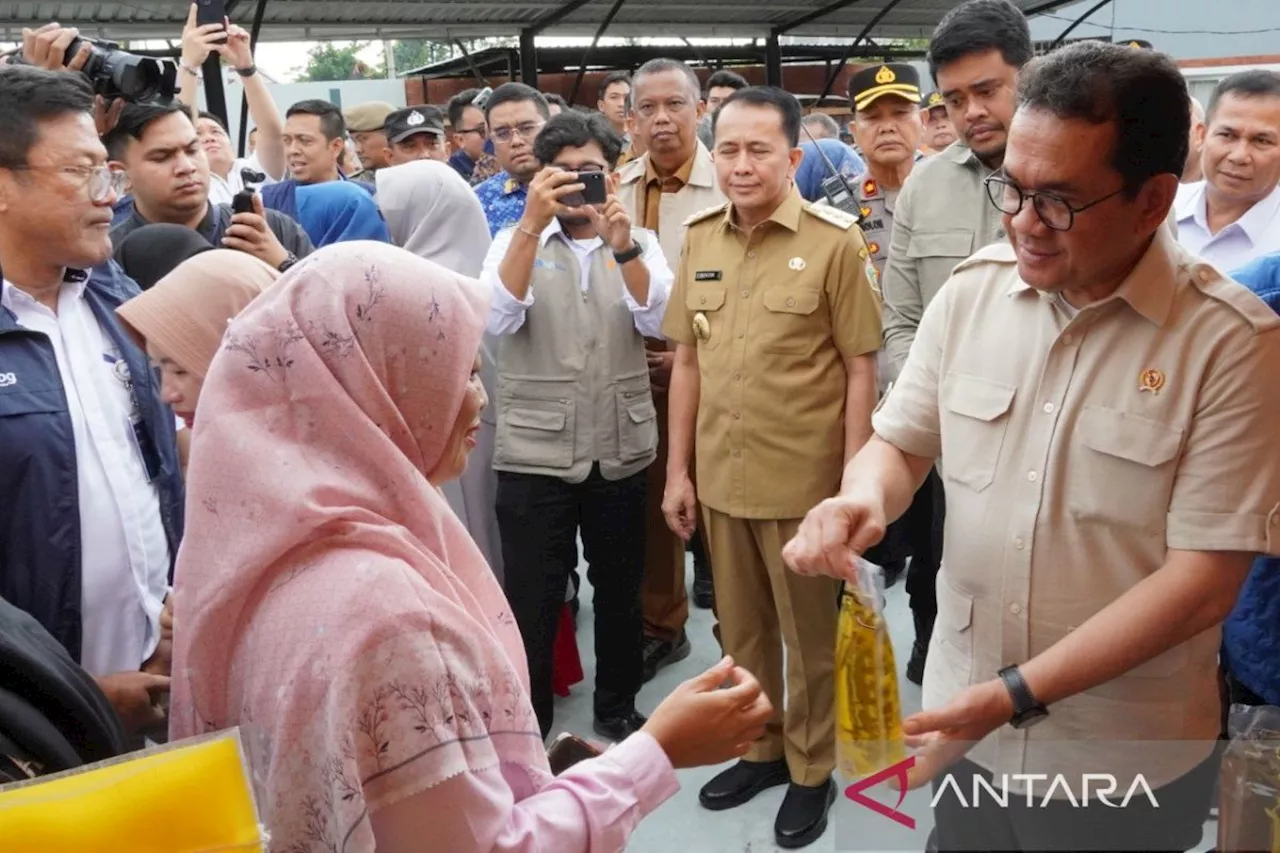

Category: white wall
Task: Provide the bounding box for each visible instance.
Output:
[194,77,406,148]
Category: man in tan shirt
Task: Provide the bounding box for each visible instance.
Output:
[663,86,881,849]
[785,42,1280,852]
[618,58,727,678]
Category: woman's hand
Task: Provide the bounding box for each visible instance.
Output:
[642,656,773,769]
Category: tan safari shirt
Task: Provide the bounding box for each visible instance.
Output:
[874,226,1280,788]
[618,141,726,269]
[662,188,883,520]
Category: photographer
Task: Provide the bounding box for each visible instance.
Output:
[106,101,312,272]
[0,65,178,736]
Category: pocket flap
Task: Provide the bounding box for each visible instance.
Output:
[938,577,973,633]
[506,407,567,432]
[0,387,65,417]
[1078,406,1183,467]
[626,401,657,424]
[687,287,726,311]
[943,373,1016,422]
[762,288,820,315]
[905,229,974,260]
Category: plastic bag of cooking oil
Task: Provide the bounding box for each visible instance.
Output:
[836,557,905,779]
[1217,702,1280,853]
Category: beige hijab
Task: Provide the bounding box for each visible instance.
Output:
[116,250,279,378]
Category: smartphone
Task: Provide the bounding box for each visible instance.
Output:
[579,171,607,206]
[472,87,493,110]
[195,0,228,42]
[231,189,255,215]
[547,732,601,775]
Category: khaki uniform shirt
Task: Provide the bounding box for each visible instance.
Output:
[618,142,726,269]
[662,189,883,520]
[874,227,1280,788]
[881,143,1004,382]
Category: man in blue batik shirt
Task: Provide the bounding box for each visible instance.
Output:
[1223,252,1280,710]
[473,84,550,237]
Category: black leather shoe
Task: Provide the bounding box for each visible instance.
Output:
[692,560,715,609]
[592,710,647,742]
[641,630,691,682]
[698,758,791,811]
[906,639,928,686]
[775,778,836,849]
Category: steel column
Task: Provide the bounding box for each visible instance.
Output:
[520,28,538,86]
[234,0,270,157]
[568,0,629,105]
[765,32,782,87]
[815,0,905,105]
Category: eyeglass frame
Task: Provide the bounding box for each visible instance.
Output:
[455,124,488,138]
[5,163,127,204]
[984,172,1128,232]
[489,121,545,144]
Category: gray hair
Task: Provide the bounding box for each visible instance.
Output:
[801,112,841,140]
[634,58,702,101]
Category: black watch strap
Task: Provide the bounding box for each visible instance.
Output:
[613,241,643,265]
[277,253,300,273]
[998,664,1048,729]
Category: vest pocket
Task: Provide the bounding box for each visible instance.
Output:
[615,379,657,463]
[495,399,576,470]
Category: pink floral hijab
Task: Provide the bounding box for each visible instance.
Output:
[168,241,550,851]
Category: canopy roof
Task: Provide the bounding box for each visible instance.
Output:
[0,0,1079,43]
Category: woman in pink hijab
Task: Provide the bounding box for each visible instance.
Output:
[169,241,771,852]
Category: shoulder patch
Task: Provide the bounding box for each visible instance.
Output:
[683,202,730,227]
[617,156,645,184]
[1190,264,1280,334]
[803,203,858,231]
[951,241,1016,274]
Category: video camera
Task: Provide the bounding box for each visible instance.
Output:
[12,37,177,103]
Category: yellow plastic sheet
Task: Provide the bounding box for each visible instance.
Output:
[835,558,905,779]
[0,729,265,852]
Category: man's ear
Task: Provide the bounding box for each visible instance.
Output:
[1139,173,1180,236]
[329,136,346,163]
[787,146,805,179]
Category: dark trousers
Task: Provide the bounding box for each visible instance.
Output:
[904,467,945,642]
[932,753,1219,853]
[497,465,647,738]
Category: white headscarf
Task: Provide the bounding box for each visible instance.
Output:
[377,160,492,277]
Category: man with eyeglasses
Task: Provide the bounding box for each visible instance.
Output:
[784,41,1280,852]
[617,57,726,679]
[447,88,501,185]
[0,65,181,739]
[474,84,551,237]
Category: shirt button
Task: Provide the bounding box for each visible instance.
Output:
[732,411,741,419]
[741,290,750,298]
[1062,333,1074,345]
[747,250,757,259]
[1042,402,1055,414]
[786,297,796,307]
[1013,537,1025,550]
[733,372,741,381]
[1198,269,1212,282]
[1010,603,1023,615]
[1027,470,1038,482]
[732,449,741,458]
[737,331,745,339]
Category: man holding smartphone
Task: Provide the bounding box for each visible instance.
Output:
[480,110,672,742]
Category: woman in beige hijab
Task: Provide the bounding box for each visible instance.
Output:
[378,160,505,580]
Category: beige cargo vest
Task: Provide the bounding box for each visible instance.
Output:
[492,230,659,483]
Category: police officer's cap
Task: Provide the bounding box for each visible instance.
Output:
[923,90,946,114]
[343,101,396,133]
[848,63,922,113]
[385,106,447,143]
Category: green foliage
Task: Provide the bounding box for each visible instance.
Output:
[295,42,382,82]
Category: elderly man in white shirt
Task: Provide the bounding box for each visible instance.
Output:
[1175,70,1280,270]
[479,110,672,745]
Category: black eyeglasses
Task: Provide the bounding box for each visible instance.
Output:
[984,173,1126,232]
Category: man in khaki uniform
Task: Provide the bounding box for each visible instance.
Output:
[343,101,395,179]
[785,42,1280,852]
[663,87,880,850]
[618,58,728,677]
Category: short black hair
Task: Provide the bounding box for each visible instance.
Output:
[927,0,1033,82]
[1206,70,1280,123]
[286,99,346,141]
[634,58,702,100]
[544,92,570,111]
[484,83,550,123]
[533,110,624,170]
[713,86,802,147]
[449,87,483,128]
[598,71,632,100]
[103,101,192,161]
[0,66,94,169]
[704,69,749,97]
[1016,40,1188,197]
[196,111,228,133]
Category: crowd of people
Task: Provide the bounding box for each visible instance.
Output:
[0,0,1277,851]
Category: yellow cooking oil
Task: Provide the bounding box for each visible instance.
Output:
[835,565,905,780]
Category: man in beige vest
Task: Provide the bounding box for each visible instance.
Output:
[480,109,674,742]
[618,58,727,680]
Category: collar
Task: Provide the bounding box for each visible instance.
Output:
[1006,227,1177,327]
[1181,180,1280,244]
[644,151,696,188]
[722,185,805,234]
[942,142,990,172]
[1,268,90,315]
[129,204,217,239]
[500,172,525,196]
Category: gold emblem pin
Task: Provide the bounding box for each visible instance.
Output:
[789,256,806,271]
[875,65,896,85]
[1139,368,1165,394]
[693,312,711,342]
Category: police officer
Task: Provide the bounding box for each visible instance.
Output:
[342,101,395,177]
[921,90,958,154]
[662,87,881,850]
[381,105,450,166]
[846,63,923,275]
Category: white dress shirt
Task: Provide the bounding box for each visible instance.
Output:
[208,153,274,207]
[480,220,673,339]
[1174,180,1280,272]
[1,277,170,676]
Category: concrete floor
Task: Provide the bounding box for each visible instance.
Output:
[546,555,1219,853]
